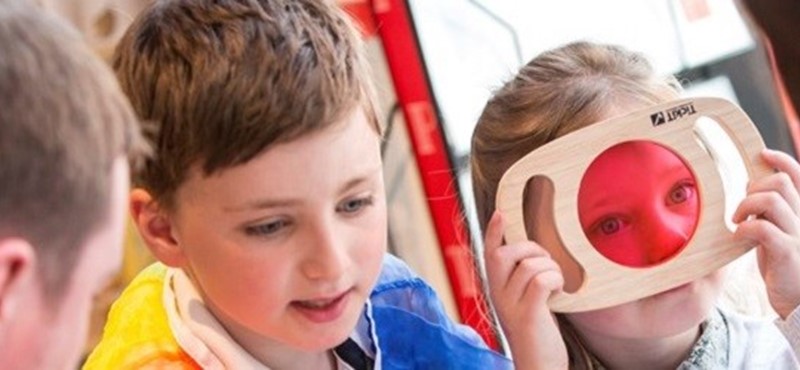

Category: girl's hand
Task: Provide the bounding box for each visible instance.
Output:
[733,149,800,319]
[483,211,568,369]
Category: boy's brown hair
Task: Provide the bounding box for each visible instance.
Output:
[113,0,380,210]
[0,2,146,298]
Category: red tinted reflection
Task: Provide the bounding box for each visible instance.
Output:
[577,141,700,267]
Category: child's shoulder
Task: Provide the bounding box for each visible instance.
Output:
[83,263,200,370]
[364,255,512,369]
[721,307,800,368]
[369,253,479,334]
[371,253,425,292]
[369,254,442,317]
[367,254,491,346]
[370,254,461,323]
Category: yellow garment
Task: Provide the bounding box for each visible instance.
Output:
[83,263,200,370]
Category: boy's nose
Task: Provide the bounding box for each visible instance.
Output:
[300,220,349,280]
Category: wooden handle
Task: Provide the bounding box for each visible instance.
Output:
[496,97,771,312]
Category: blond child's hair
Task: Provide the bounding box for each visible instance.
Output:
[471,41,683,369]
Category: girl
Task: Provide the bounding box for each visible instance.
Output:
[471,41,800,369]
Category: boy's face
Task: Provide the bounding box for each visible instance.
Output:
[13,158,128,370]
[168,109,387,351]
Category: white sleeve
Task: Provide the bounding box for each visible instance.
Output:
[775,305,800,358]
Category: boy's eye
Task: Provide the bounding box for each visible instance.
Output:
[244,219,289,236]
[668,181,695,205]
[336,195,374,214]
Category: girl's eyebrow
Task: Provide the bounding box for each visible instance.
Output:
[658,159,693,178]
[579,201,619,225]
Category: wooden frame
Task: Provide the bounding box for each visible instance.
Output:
[496,97,772,312]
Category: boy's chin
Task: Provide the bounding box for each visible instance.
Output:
[291,297,365,351]
[291,325,356,353]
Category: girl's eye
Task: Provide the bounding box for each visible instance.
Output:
[597,217,622,235]
[337,195,374,214]
[244,219,288,236]
[668,181,695,204]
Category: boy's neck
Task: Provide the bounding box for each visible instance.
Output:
[583,325,700,370]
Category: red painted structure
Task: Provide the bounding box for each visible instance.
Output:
[341,0,498,348]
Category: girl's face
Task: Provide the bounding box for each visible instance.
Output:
[577,141,700,267]
[168,108,387,352]
[565,268,724,340]
[522,106,723,342]
[567,134,721,341]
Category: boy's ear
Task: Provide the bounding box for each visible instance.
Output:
[130,189,186,268]
[0,238,36,321]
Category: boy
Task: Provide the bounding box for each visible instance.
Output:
[85,0,510,368]
[0,2,145,369]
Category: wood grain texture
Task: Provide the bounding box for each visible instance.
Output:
[496,97,772,312]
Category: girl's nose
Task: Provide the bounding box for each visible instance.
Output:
[642,206,692,264]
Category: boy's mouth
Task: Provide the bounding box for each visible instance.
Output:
[291,289,353,323]
[295,294,344,309]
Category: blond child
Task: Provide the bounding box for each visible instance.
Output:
[0,1,145,369]
[471,41,800,369]
[84,0,510,369]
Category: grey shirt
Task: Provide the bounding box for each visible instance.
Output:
[680,307,800,369]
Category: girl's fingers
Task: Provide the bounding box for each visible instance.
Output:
[520,268,564,306]
[483,210,505,254]
[734,218,788,253]
[747,171,800,216]
[503,256,562,303]
[483,211,510,290]
[484,210,553,288]
[733,192,800,236]
[486,242,552,293]
[761,149,800,190]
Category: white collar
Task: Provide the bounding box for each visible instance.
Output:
[163,268,356,370]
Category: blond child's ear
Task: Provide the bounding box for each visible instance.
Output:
[0,238,36,321]
[129,189,185,268]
